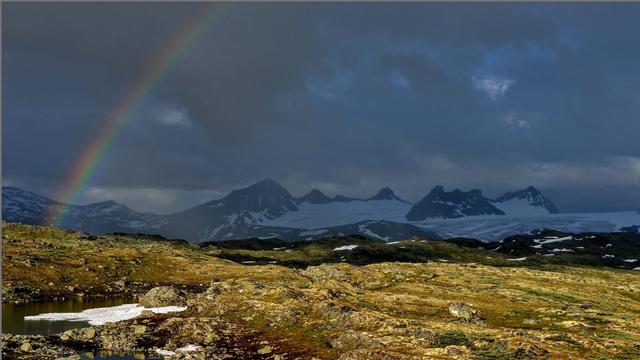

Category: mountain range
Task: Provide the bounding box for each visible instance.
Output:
[2,179,566,242]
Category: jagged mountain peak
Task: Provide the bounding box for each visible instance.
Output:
[406,186,504,221]
[297,189,333,204]
[2,186,165,233]
[243,178,285,192]
[3,186,56,202]
[493,186,559,214]
[495,185,541,199]
[4,181,568,243]
[175,179,300,234]
[224,179,290,199]
[427,186,484,199]
[368,187,408,203]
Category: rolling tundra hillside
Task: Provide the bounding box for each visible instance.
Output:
[3,223,640,359]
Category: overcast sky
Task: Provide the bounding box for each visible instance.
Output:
[4,3,640,214]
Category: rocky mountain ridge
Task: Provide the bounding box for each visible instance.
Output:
[2,180,562,242]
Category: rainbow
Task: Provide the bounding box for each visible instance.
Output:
[47,4,222,227]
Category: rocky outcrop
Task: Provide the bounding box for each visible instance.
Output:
[2,281,42,304]
[1,334,79,359]
[407,186,505,220]
[448,302,482,323]
[139,286,186,307]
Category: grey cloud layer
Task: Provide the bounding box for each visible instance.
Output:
[4,3,640,213]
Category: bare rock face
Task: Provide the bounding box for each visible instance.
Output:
[139,286,184,307]
[448,302,481,322]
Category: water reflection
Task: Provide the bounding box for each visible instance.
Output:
[3,297,134,335]
[80,350,163,360]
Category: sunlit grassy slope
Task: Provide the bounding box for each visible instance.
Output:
[3,223,640,359]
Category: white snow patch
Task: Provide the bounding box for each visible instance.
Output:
[411,211,640,241]
[551,248,574,253]
[623,259,638,263]
[156,349,176,356]
[176,344,200,352]
[506,257,528,261]
[602,254,615,258]
[533,236,573,244]
[155,344,200,357]
[358,223,390,241]
[333,245,358,251]
[492,197,551,216]
[24,304,186,326]
[263,199,412,229]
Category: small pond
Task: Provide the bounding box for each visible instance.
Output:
[3,298,184,359]
[79,350,164,359]
[3,297,134,335]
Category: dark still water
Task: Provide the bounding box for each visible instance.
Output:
[3,297,134,335]
[79,350,163,360]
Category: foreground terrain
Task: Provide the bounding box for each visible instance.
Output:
[3,223,640,359]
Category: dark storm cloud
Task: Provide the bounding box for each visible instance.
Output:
[3,3,640,213]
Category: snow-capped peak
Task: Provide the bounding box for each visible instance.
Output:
[406,186,504,221]
[492,186,559,215]
[217,179,298,214]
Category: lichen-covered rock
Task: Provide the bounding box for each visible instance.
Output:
[448,302,481,322]
[114,279,129,289]
[329,330,381,350]
[132,325,147,334]
[1,334,79,359]
[302,264,359,283]
[139,286,185,307]
[84,327,97,339]
[203,279,232,298]
[20,342,32,352]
